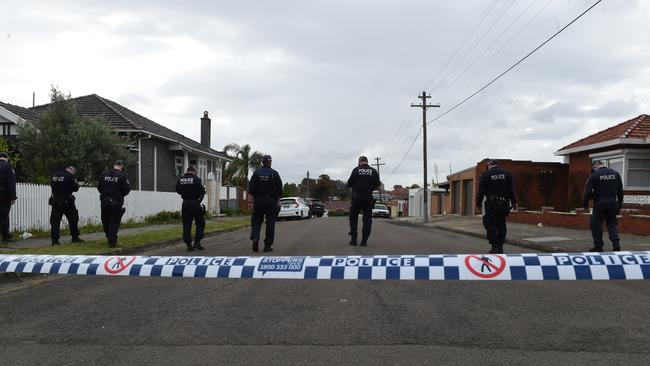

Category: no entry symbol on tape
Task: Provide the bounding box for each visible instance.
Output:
[103,256,136,274]
[465,255,506,279]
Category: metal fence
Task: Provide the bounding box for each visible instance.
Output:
[9,183,184,232]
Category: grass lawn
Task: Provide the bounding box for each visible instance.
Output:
[5,218,250,256]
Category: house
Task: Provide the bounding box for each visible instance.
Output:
[555,114,650,209]
[29,94,231,194]
[0,101,39,140]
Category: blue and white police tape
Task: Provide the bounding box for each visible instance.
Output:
[2,252,650,280]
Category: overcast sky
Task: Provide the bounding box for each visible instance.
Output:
[1,0,648,187]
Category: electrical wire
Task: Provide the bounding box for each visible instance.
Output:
[427,0,602,126]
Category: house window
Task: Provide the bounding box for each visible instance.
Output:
[175,157,183,177]
[198,159,207,181]
[628,159,650,188]
[599,157,623,175]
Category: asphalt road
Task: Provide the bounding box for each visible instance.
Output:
[1,217,650,365]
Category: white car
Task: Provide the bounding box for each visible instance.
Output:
[372,203,391,219]
[278,197,311,220]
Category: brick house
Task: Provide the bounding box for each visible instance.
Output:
[30,94,231,194]
[555,114,650,210]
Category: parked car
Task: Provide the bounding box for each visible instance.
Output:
[278,197,311,220]
[372,203,391,218]
[306,198,325,217]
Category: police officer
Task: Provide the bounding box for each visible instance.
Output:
[0,152,16,244]
[583,160,624,252]
[50,165,84,246]
[476,159,517,254]
[248,155,282,252]
[97,160,131,248]
[347,156,380,246]
[176,166,206,251]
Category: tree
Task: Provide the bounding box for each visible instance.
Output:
[410,184,421,189]
[314,174,335,201]
[282,182,299,197]
[333,179,351,201]
[223,143,264,189]
[17,87,135,184]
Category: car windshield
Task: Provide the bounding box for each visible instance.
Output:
[374,204,388,210]
[280,199,295,205]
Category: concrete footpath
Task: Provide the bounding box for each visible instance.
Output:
[402,215,650,252]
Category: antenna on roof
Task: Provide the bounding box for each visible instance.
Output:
[32,92,35,107]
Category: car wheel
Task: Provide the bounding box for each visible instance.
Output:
[298,212,303,220]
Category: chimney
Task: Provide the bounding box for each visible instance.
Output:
[200,111,211,148]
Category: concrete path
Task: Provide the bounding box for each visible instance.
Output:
[403,215,650,252]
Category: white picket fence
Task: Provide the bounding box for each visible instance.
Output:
[10,183,185,232]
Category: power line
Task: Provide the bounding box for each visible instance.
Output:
[424,0,500,94]
[427,0,602,126]
[385,128,421,181]
[436,0,541,103]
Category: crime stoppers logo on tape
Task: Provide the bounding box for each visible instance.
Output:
[2,252,650,281]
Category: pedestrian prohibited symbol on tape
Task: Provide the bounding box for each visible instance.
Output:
[465,255,506,279]
[103,256,136,274]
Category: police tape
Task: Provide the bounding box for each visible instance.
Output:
[1,252,650,280]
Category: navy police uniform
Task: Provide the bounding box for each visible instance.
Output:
[347,158,380,246]
[583,162,624,251]
[97,164,131,247]
[50,168,82,245]
[176,170,206,251]
[248,156,282,252]
[476,161,517,254]
[0,156,16,243]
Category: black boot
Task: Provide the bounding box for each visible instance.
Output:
[360,237,368,247]
[193,241,204,250]
[497,244,504,254]
[589,246,603,252]
[263,246,273,252]
[71,237,85,243]
[186,243,194,252]
[52,239,60,246]
[612,241,621,252]
[108,241,117,248]
[252,240,259,252]
[489,243,498,254]
[349,237,357,246]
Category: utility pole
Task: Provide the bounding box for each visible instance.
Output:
[433,163,439,187]
[305,171,310,200]
[411,91,440,223]
[372,157,385,202]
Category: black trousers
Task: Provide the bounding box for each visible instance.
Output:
[250,196,278,247]
[349,193,374,241]
[182,200,205,245]
[0,202,11,240]
[50,200,80,240]
[482,211,507,246]
[101,203,125,244]
[590,200,619,246]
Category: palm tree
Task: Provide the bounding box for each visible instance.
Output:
[223,143,264,188]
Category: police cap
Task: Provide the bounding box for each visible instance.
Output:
[114,159,125,166]
[358,156,368,163]
[262,155,272,163]
[0,152,8,158]
[186,165,196,172]
[591,160,604,170]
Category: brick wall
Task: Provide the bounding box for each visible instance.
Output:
[138,137,180,192]
[508,210,650,236]
[476,160,569,211]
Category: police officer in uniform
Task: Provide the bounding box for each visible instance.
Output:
[583,160,624,252]
[476,159,517,254]
[50,165,84,246]
[0,152,16,244]
[176,166,206,251]
[347,156,380,246]
[97,160,131,248]
[248,155,282,252]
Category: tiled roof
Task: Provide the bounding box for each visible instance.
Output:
[558,114,650,153]
[0,101,40,121]
[32,94,229,160]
